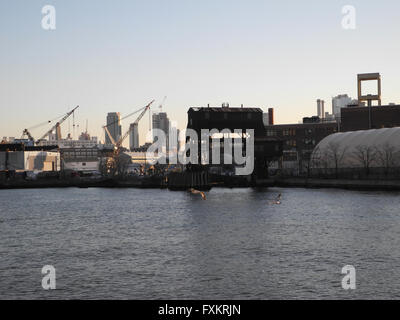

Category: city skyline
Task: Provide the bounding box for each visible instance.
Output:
[3,1,400,303]
[1,0,400,146]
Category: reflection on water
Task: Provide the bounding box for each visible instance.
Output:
[1,187,400,299]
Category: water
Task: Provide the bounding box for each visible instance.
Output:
[1,187,400,299]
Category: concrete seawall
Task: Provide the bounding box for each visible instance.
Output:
[0,177,164,189]
[273,178,400,191]
[1,176,400,191]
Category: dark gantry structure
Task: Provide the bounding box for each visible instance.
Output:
[186,105,283,179]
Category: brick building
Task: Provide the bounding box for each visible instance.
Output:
[265,121,338,175]
[341,104,400,132]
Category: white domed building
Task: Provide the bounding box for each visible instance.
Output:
[310,127,400,172]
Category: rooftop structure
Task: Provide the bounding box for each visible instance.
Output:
[187,105,267,138]
[357,73,382,106]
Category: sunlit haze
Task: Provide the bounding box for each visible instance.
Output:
[1,0,400,146]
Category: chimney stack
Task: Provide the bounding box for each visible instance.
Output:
[268,108,274,125]
[321,100,325,119]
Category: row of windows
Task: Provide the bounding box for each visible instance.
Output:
[267,127,336,137]
[285,140,297,147]
[62,151,99,158]
[284,138,317,148]
[283,129,296,136]
[203,113,254,120]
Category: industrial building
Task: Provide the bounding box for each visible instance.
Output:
[310,127,400,179]
[38,136,99,148]
[61,147,102,172]
[265,122,338,175]
[331,73,400,131]
[0,144,60,172]
[264,98,339,174]
[340,104,400,132]
[312,127,400,169]
[187,105,283,179]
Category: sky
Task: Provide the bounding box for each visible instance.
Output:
[1,0,400,146]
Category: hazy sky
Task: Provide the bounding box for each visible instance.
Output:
[1,0,400,146]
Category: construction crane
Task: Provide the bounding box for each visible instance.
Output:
[21,129,35,143]
[35,106,79,144]
[103,125,117,146]
[158,96,167,112]
[103,100,155,150]
[145,96,166,138]
[103,100,154,174]
[21,111,68,143]
[116,100,155,151]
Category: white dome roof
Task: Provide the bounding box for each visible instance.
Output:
[311,127,400,168]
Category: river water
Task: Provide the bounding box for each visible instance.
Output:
[1,187,400,299]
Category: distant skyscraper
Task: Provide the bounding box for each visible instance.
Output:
[168,121,180,154]
[129,123,139,151]
[332,94,354,116]
[152,112,170,149]
[317,99,325,119]
[105,112,122,145]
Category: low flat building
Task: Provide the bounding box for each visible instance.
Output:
[62,149,99,172]
[60,147,113,172]
[0,144,60,172]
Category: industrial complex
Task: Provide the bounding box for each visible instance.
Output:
[2,72,400,190]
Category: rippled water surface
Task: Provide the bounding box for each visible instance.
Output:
[1,187,400,299]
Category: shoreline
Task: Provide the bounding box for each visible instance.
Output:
[1,177,400,191]
[273,178,400,191]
